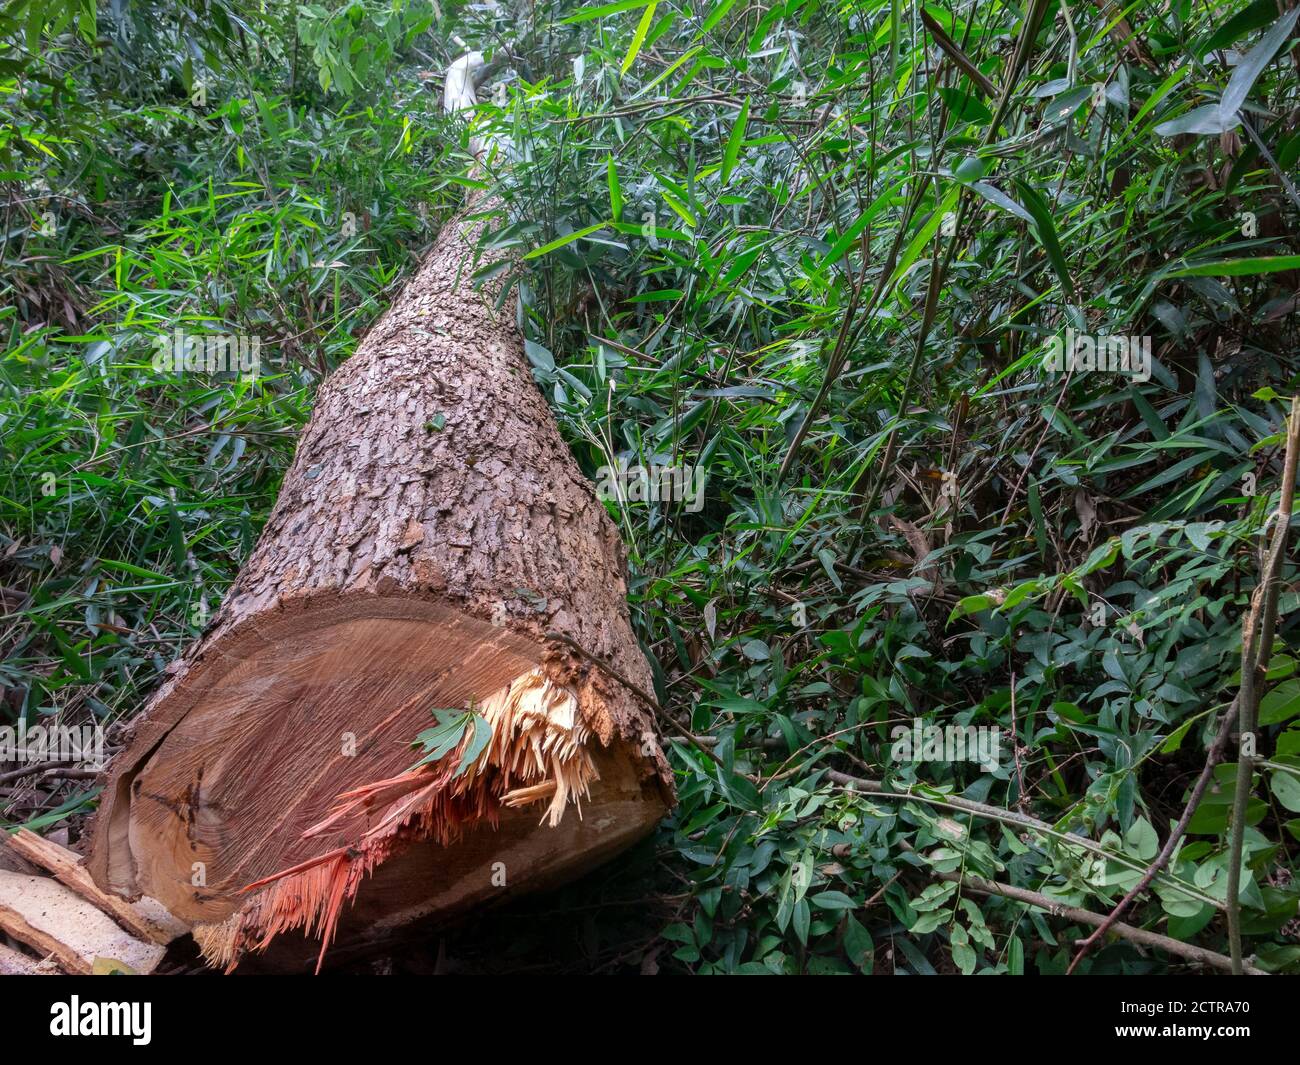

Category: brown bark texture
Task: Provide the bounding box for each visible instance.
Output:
[85,189,674,964]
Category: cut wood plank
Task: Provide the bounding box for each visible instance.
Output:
[4,829,188,945]
[0,842,41,876]
[0,940,52,975]
[0,870,165,975]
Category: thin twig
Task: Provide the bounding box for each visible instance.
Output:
[1228,394,1300,972]
[935,870,1267,975]
[920,10,998,97]
[0,761,76,786]
[825,769,1220,908]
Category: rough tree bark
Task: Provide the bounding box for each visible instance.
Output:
[84,54,673,970]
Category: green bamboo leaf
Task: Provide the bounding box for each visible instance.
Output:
[720,96,749,185]
[888,0,899,81]
[948,594,996,623]
[821,177,906,266]
[1154,103,1239,137]
[563,0,651,24]
[1167,255,1300,277]
[607,156,624,221]
[937,86,991,123]
[630,45,700,98]
[523,221,609,260]
[1220,7,1300,120]
[1199,0,1280,56]
[660,188,697,228]
[970,180,1034,223]
[698,0,738,36]
[621,1,658,74]
[888,185,960,291]
[1013,179,1075,300]
[953,156,986,183]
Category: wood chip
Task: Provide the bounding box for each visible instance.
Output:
[4,829,188,945]
[0,870,166,975]
[0,941,50,975]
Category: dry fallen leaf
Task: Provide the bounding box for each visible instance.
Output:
[1074,488,1097,541]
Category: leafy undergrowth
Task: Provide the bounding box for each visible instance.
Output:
[3,0,1300,975]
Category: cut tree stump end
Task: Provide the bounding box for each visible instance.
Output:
[86,597,670,970]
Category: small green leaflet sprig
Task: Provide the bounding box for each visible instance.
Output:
[410,702,493,778]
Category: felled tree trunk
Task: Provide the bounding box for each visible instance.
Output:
[85,55,672,970]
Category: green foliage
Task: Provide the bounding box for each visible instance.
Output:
[297,0,435,96]
[463,0,1300,974]
[0,0,459,820]
[411,704,492,776]
[3,0,1300,974]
